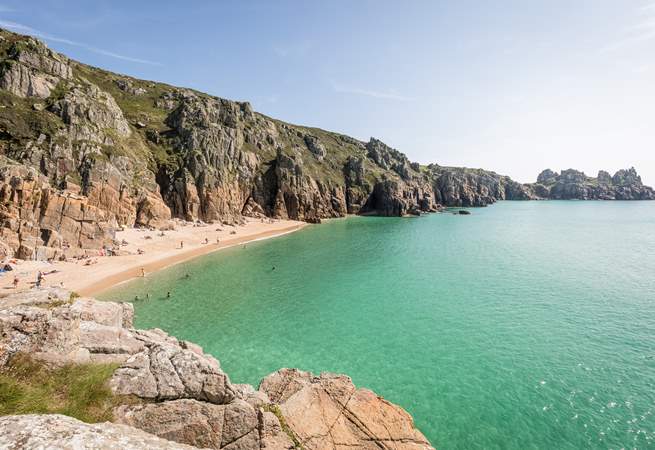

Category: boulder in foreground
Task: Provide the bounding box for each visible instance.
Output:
[0,288,434,449]
[0,414,200,449]
[260,368,434,450]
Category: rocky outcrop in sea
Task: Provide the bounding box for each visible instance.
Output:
[529,168,655,200]
[0,288,435,449]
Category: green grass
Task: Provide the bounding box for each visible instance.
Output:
[0,354,121,423]
[0,89,64,140]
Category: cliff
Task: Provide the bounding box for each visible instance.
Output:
[0,288,435,449]
[0,29,535,260]
[0,29,650,261]
[529,168,655,200]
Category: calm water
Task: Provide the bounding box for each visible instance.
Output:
[100,201,655,449]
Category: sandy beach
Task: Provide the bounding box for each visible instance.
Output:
[0,218,306,297]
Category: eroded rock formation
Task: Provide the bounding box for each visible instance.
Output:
[530,167,655,200]
[0,288,434,449]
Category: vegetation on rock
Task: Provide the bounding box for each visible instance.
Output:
[0,354,119,422]
[0,288,435,449]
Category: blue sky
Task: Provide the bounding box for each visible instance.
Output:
[2,1,655,184]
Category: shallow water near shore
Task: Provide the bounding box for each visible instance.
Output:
[100,201,655,449]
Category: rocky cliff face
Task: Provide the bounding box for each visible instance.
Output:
[428,165,535,206]
[530,168,655,200]
[0,29,536,260]
[0,29,651,260]
[0,288,435,449]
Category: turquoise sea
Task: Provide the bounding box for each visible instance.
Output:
[100,201,655,449]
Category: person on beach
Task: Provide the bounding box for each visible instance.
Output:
[204,238,209,244]
[141,267,146,277]
[12,275,18,289]
[216,237,220,244]
[180,241,184,249]
[36,271,44,288]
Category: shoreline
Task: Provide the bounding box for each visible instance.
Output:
[79,222,306,296]
[0,219,307,298]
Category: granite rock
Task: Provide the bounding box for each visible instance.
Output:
[530,167,655,200]
[260,368,434,450]
[0,289,434,449]
[0,414,201,449]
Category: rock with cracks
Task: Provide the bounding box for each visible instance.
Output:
[259,368,435,450]
[0,414,201,449]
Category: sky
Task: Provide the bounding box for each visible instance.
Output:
[2,0,655,184]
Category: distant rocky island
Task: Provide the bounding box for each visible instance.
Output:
[531,168,654,200]
[0,29,651,262]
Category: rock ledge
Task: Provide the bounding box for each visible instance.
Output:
[0,288,434,449]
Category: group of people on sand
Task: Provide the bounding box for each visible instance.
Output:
[178,236,221,249]
[4,220,258,293]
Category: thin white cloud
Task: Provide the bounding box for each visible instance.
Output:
[272,41,312,57]
[601,4,655,52]
[628,18,655,31]
[601,29,655,52]
[639,2,655,13]
[331,81,414,102]
[632,62,653,73]
[0,19,161,65]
